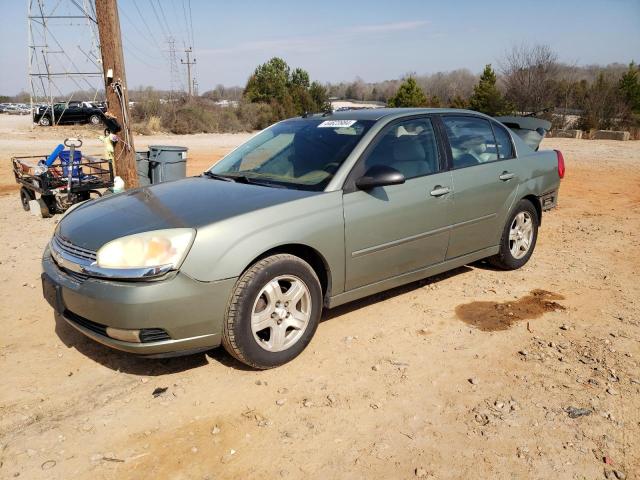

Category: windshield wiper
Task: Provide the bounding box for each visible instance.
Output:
[229,175,287,189]
[202,171,234,182]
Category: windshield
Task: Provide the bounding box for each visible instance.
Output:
[209,118,375,190]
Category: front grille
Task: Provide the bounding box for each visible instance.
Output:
[53,235,97,262]
[139,328,171,343]
[64,309,107,336]
[64,309,171,343]
[62,268,89,283]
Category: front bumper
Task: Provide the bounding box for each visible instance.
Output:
[42,246,237,356]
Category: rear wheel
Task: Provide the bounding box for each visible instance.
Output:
[488,199,539,270]
[20,187,35,211]
[222,254,322,369]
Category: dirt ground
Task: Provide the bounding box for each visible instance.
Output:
[0,115,638,480]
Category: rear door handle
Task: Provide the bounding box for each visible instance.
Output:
[499,171,515,181]
[430,186,450,197]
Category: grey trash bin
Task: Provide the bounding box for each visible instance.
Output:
[148,145,188,184]
[136,150,151,186]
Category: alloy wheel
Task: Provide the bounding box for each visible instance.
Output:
[250,275,312,352]
[509,211,534,259]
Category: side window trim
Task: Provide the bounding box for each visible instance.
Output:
[440,114,508,170]
[489,121,516,160]
[433,115,453,171]
[343,114,444,193]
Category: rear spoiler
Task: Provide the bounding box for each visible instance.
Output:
[494,116,552,151]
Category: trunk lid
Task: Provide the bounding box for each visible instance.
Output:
[494,116,552,151]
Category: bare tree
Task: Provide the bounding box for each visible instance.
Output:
[500,44,559,114]
[344,77,368,101]
[416,69,477,104]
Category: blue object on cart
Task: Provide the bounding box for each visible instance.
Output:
[59,150,83,178]
[45,144,64,166]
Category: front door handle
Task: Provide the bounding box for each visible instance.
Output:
[499,171,515,181]
[430,185,450,197]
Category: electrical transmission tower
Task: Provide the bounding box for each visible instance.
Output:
[167,37,182,99]
[27,0,103,125]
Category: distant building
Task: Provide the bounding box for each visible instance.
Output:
[330,100,385,112]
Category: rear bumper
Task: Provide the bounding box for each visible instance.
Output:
[539,189,559,211]
[42,246,237,356]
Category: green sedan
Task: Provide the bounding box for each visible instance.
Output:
[42,108,564,368]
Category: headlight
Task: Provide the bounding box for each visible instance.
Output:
[96,228,195,270]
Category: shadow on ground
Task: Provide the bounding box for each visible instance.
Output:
[322,265,472,321]
[54,264,475,373]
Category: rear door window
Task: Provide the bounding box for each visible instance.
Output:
[493,124,515,159]
[442,116,498,169]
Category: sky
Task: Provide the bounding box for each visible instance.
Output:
[1,0,639,96]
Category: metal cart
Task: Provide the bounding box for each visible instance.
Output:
[12,139,114,218]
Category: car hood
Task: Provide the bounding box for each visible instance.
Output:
[56,177,317,251]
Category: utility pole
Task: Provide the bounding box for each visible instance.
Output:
[94,0,138,189]
[181,47,196,97]
[192,78,199,97]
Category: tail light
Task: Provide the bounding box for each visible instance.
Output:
[554,149,565,179]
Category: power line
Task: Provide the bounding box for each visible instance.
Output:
[147,0,166,40]
[154,0,172,37]
[118,7,165,59]
[130,0,164,53]
[187,0,195,49]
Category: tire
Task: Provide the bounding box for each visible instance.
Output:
[222,254,322,369]
[41,195,58,216]
[89,114,101,125]
[36,198,52,218]
[39,116,51,126]
[20,187,35,211]
[488,199,539,270]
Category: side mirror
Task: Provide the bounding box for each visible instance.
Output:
[355,165,405,190]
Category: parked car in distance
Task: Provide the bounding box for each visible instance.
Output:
[4,104,27,115]
[42,108,564,368]
[33,101,106,126]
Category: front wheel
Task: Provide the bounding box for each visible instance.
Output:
[39,116,51,126]
[222,254,322,369]
[89,114,102,125]
[488,199,539,270]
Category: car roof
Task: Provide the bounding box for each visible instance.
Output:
[303,107,491,122]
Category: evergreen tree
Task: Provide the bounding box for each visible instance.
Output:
[449,94,469,109]
[387,77,428,107]
[244,57,291,106]
[618,61,640,113]
[469,64,512,116]
[244,57,330,120]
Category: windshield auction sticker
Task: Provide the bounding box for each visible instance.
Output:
[318,120,357,128]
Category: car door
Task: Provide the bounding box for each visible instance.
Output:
[64,103,83,123]
[343,116,453,291]
[439,115,521,259]
[51,105,65,124]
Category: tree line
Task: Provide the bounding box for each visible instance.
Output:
[330,45,639,131]
[12,45,638,134]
